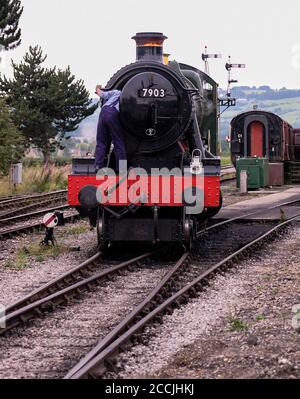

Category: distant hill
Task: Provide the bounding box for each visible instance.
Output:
[219,86,300,139]
[219,86,300,101]
[71,99,100,140]
[71,86,300,142]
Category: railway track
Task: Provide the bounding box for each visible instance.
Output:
[0,204,70,227]
[0,190,67,213]
[0,190,73,240]
[0,193,30,202]
[220,164,236,182]
[64,212,300,379]
[0,211,79,240]
[1,182,297,378]
[221,164,234,170]
[0,197,67,221]
[0,251,158,335]
[0,198,299,379]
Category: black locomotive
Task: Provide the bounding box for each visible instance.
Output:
[68,32,222,249]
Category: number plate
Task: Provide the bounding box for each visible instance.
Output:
[139,88,166,98]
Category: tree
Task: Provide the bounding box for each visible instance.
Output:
[0,98,24,175]
[0,0,23,50]
[0,46,98,164]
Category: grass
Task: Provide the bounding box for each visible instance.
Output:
[256,314,265,322]
[60,225,89,237]
[262,274,272,281]
[4,243,67,269]
[228,317,248,332]
[0,164,71,197]
[221,156,231,166]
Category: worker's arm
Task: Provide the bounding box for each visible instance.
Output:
[100,90,121,102]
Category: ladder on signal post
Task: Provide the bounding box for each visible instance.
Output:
[218,56,246,116]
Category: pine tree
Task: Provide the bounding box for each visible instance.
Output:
[0,98,24,175]
[0,46,98,164]
[0,0,23,50]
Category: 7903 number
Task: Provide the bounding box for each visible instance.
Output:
[140,88,166,98]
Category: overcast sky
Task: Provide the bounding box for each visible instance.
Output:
[1,0,300,96]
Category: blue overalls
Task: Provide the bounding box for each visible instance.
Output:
[95,95,127,171]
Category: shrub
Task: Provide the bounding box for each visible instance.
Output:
[21,157,43,167]
[54,156,72,167]
[0,164,71,196]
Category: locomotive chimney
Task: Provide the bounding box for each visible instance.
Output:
[132,32,167,63]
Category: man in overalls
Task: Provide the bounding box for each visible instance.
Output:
[94,85,127,172]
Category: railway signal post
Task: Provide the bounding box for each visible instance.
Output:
[41,211,64,246]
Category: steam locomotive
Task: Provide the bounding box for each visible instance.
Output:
[68,32,222,250]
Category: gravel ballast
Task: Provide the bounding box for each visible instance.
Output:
[0,221,97,306]
[1,190,300,379]
[110,225,300,379]
[0,261,171,379]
